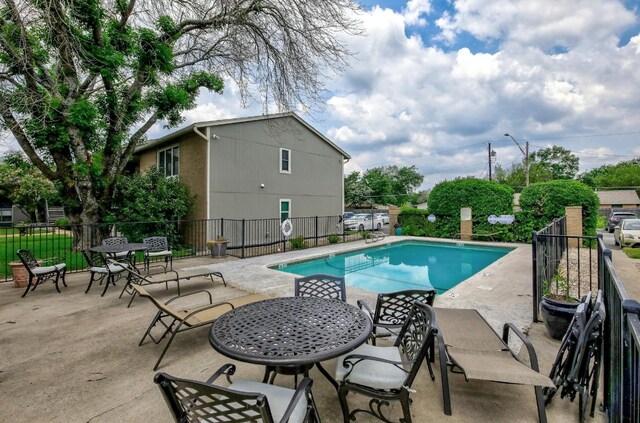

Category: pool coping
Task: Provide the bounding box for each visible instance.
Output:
[184,235,535,335]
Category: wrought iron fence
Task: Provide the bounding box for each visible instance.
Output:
[599,237,640,422]
[531,216,599,322]
[1,216,368,281]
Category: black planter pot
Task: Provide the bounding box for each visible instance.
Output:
[540,296,580,340]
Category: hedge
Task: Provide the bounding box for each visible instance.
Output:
[400,179,514,240]
[517,180,599,237]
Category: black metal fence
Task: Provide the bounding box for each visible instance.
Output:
[1,216,369,281]
[531,216,598,322]
[599,238,640,422]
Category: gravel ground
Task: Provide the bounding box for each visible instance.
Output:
[554,247,599,299]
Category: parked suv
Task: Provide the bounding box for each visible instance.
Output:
[606,211,638,233]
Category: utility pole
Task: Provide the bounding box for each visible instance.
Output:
[488,143,496,182]
[504,133,529,187]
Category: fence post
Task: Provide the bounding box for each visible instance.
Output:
[220,218,224,239]
[241,219,245,259]
[532,230,539,322]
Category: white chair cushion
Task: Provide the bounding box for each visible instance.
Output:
[335,343,408,390]
[113,251,130,258]
[147,250,172,257]
[90,264,127,274]
[229,380,308,423]
[33,263,65,275]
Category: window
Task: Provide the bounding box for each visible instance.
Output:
[158,146,179,177]
[280,148,291,174]
[280,200,291,222]
[0,209,11,223]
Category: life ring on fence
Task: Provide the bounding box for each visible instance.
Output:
[281,219,293,237]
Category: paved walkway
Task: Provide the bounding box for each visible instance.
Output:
[0,236,613,422]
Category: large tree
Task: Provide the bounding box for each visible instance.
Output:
[345,165,424,207]
[528,145,579,180]
[0,151,57,221]
[0,0,360,234]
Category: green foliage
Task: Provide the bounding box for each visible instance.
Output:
[518,180,599,236]
[427,178,514,239]
[529,146,579,180]
[327,234,340,244]
[344,165,424,207]
[110,167,193,244]
[580,158,640,196]
[398,208,434,237]
[290,235,306,250]
[0,152,58,221]
[622,248,640,259]
[543,271,576,302]
[55,217,70,230]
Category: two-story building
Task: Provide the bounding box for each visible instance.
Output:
[134,112,350,222]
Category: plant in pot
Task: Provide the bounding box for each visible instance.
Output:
[393,222,403,236]
[207,236,228,257]
[540,271,580,340]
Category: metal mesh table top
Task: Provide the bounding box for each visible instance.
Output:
[209,297,372,366]
[89,243,148,254]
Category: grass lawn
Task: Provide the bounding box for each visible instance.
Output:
[622,247,640,260]
[1,230,204,279]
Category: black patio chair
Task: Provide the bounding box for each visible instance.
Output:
[82,250,130,297]
[155,364,321,422]
[334,301,436,423]
[295,274,346,302]
[143,236,172,272]
[543,290,606,422]
[358,289,437,345]
[16,249,67,298]
[101,236,131,260]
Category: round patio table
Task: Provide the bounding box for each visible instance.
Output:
[89,243,148,255]
[209,296,372,389]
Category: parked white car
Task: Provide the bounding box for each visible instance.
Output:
[614,218,640,248]
[344,214,384,231]
[374,213,389,224]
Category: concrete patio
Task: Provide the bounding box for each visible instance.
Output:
[0,236,616,422]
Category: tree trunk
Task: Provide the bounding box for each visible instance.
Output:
[62,182,109,251]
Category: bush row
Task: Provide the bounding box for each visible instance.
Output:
[399,179,599,243]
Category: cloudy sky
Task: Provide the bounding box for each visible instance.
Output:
[166,0,640,190]
[6,1,637,190]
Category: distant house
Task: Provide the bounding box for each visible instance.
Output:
[595,190,640,211]
[134,112,350,221]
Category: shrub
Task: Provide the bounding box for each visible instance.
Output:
[327,234,340,244]
[109,167,194,245]
[55,217,70,230]
[290,235,306,249]
[426,178,514,239]
[518,180,599,237]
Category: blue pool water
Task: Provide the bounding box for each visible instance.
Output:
[273,241,512,294]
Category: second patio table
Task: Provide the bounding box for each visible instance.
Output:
[89,243,148,255]
[209,296,372,389]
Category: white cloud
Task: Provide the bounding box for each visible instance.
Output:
[322,1,640,188]
[403,0,432,26]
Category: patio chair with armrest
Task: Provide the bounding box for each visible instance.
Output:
[143,236,172,272]
[155,363,320,423]
[334,301,437,423]
[358,289,437,345]
[433,307,555,423]
[82,250,130,296]
[101,236,131,261]
[133,284,265,370]
[543,290,605,421]
[16,249,67,298]
[295,274,346,301]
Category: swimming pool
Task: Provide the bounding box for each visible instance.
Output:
[272,241,512,294]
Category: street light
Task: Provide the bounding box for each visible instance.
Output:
[504,133,529,187]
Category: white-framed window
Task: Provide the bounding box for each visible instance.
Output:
[279,148,291,174]
[0,209,11,223]
[158,145,180,177]
[280,199,291,222]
